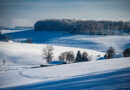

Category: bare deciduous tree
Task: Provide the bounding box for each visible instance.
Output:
[59,51,75,63]
[66,51,75,63]
[104,47,115,59]
[58,52,66,62]
[42,46,54,63]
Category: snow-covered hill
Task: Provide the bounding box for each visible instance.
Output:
[0,57,130,88]
[0,41,104,65]
[2,29,130,53]
[0,30,130,89]
[50,35,130,53]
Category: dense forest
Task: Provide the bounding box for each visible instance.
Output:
[34,19,130,35]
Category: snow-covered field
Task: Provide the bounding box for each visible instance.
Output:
[2,29,130,53]
[0,57,130,88]
[1,29,28,34]
[0,29,130,89]
[50,35,130,53]
[0,41,104,66]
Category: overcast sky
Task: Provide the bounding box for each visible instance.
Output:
[0,0,130,27]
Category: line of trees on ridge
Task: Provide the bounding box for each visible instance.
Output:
[34,19,130,35]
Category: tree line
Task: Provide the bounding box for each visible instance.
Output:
[34,19,130,35]
[42,46,130,64]
[104,47,130,59]
[42,46,91,64]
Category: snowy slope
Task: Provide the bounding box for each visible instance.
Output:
[48,35,130,53]
[0,41,104,65]
[0,30,130,89]
[1,29,28,34]
[0,57,130,88]
[2,29,130,53]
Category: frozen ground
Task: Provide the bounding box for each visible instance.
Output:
[2,29,130,53]
[1,29,28,34]
[0,29,130,89]
[49,35,130,53]
[0,41,104,65]
[0,57,130,89]
[3,68,130,90]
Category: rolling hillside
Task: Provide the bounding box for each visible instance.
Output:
[2,29,130,53]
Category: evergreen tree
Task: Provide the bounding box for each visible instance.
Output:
[75,50,82,62]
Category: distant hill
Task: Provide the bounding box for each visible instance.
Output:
[34,19,130,35]
[15,26,34,30]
